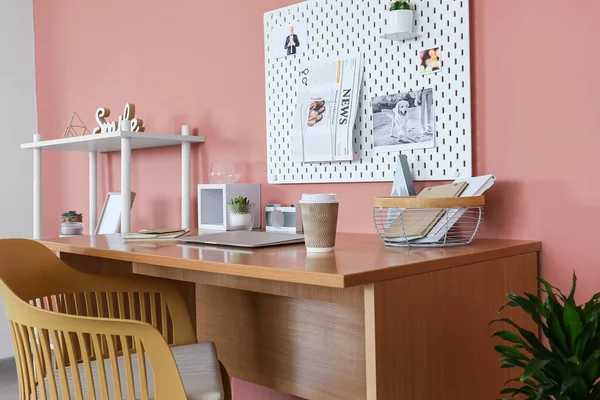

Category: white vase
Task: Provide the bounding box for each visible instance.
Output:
[388,9,414,34]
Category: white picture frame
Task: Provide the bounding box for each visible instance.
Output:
[95,192,136,235]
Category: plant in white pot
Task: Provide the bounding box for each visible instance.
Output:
[227,196,254,231]
[388,0,414,36]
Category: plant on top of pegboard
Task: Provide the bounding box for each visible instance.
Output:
[389,0,412,11]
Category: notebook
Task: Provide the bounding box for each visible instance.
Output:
[123,229,190,241]
[384,182,469,241]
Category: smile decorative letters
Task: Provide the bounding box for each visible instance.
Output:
[93,103,144,134]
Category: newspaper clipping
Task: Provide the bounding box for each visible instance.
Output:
[293,55,364,163]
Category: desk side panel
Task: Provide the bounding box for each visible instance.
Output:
[364,252,538,400]
[195,284,366,400]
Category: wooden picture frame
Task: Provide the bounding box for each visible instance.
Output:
[95,192,136,235]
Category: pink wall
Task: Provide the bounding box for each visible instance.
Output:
[33,0,600,398]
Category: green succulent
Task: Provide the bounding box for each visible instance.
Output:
[229,196,251,214]
[61,211,82,218]
[390,0,412,11]
[491,273,600,399]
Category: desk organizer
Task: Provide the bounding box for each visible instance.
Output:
[372,196,484,247]
[198,184,261,231]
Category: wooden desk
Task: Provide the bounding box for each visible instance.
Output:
[41,233,541,400]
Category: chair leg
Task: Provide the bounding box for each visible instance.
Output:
[220,361,232,400]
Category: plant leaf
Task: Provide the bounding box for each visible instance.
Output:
[574,317,597,360]
[493,331,526,346]
[525,292,548,319]
[567,272,577,305]
[521,359,550,381]
[583,356,600,387]
[548,314,569,354]
[494,345,530,361]
[563,303,584,350]
[538,277,564,317]
[508,294,544,325]
[498,300,519,314]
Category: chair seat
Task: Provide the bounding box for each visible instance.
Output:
[40,342,224,400]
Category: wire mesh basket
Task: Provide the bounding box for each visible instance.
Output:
[372,196,485,247]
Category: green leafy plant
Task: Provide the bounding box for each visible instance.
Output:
[390,0,412,11]
[491,273,600,399]
[60,211,83,222]
[229,196,251,214]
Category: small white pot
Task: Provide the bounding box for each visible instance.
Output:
[229,213,253,229]
[388,9,414,34]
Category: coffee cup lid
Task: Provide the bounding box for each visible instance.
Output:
[299,193,339,204]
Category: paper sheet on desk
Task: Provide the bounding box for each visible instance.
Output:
[292,55,364,163]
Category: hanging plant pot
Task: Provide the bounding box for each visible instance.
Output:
[380,6,420,42]
[389,9,414,33]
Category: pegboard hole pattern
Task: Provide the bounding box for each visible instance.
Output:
[264,0,472,184]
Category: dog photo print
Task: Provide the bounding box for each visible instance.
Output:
[271,21,308,59]
[371,88,435,153]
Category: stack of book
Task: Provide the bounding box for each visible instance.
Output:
[122,229,190,242]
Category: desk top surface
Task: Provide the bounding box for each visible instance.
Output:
[41,233,541,288]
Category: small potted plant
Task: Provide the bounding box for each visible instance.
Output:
[491,273,600,399]
[60,211,84,236]
[388,0,414,35]
[227,196,254,231]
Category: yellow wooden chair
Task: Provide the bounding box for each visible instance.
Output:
[0,239,231,400]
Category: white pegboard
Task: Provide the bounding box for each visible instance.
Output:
[264,0,472,183]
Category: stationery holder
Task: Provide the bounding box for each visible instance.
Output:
[372,196,485,248]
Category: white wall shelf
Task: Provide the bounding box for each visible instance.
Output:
[379,32,422,42]
[22,128,203,239]
[21,131,205,153]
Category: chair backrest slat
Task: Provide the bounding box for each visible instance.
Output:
[119,292,128,321]
[64,331,83,400]
[160,295,169,341]
[107,335,123,399]
[120,335,136,399]
[84,293,95,317]
[91,334,109,399]
[140,292,148,324]
[38,328,59,399]
[76,332,96,400]
[135,337,150,400]
[49,329,71,399]
[128,292,136,321]
[107,292,116,319]
[17,324,37,398]
[150,293,158,329]
[26,325,47,399]
[10,323,30,398]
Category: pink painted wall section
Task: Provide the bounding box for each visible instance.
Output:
[471,0,600,305]
[32,0,600,399]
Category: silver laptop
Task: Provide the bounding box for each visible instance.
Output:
[178,231,305,248]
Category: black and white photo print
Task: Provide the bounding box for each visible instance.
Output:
[371,88,436,153]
